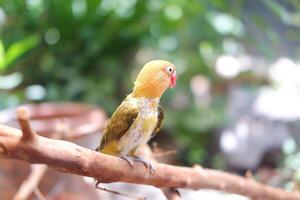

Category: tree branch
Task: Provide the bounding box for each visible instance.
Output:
[0,117,299,200]
[138,144,181,200]
[16,107,36,141]
[13,120,66,200]
[13,164,48,200]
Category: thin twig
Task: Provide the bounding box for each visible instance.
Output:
[138,145,181,200]
[96,184,146,200]
[16,107,35,141]
[246,170,254,180]
[13,164,48,200]
[162,188,181,200]
[12,119,66,200]
[153,150,177,158]
[34,188,47,200]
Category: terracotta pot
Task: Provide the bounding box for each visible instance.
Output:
[0,102,107,139]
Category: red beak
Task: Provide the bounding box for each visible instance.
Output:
[170,71,177,88]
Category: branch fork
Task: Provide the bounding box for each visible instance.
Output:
[17,107,36,142]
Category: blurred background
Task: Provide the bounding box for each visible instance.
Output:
[1,0,300,199]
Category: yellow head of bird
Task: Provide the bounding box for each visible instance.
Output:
[133,60,177,98]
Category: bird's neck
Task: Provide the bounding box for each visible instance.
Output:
[132,84,166,99]
[128,94,159,109]
[137,97,159,110]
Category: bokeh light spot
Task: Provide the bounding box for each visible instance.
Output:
[0,8,6,27]
[164,4,182,21]
[72,0,87,18]
[159,36,177,51]
[215,55,241,78]
[44,28,60,45]
[207,12,244,36]
[0,72,23,90]
[25,84,46,100]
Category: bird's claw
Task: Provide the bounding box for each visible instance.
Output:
[120,155,135,168]
[134,156,155,175]
[95,181,101,188]
[120,155,155,175]
[171,187,181,197]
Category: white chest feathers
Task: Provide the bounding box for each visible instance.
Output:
[119,97,159,155]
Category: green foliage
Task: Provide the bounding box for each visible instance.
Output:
[0,35,39,71]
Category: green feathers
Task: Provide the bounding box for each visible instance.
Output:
[98,95,164,155]
[99,97,138,153]
[153,105,164,137]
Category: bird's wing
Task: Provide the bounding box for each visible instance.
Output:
[99,98,139,151]
[151,105,164,138]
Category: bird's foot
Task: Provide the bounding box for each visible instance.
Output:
[95,180,101,189]
[171,187,181,197]
[134,156,155,175]
[119,155,155,175]
[119,155,135,168]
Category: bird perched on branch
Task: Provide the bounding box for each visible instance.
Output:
[96,60,176,175]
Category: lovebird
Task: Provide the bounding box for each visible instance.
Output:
[96,60,176,175]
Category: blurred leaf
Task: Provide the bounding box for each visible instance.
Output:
[263,0,290,25]
[0,39,5,71]
[5,35,40,69]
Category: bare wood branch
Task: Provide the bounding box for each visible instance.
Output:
[153,150,177,158]
[96,185,146,200]
[12,122,66,200]
[161,188,181,200]
[138,145,181,200]
[13,164,48,200]
[33,188,47,200]
[0,123,299,200]
[16,107,35,141]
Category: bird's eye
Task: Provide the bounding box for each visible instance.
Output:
[166,66,173,74]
